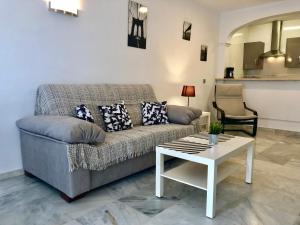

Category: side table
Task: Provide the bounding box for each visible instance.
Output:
[199,111,211,132]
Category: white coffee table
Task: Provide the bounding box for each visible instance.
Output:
[155,133,255,218]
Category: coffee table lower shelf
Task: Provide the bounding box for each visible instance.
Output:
[161,161,241,191]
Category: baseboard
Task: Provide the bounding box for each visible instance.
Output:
[258,127,300,137]
[0,169,24,181]
[258,118,300,133]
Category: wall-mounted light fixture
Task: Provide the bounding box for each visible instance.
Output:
[48,0,80,17]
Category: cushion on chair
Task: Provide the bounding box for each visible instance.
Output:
[215,84,245,117]
[226,115,258,120]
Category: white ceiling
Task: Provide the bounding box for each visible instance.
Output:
[195,0,286,12]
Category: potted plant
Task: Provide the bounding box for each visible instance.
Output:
[209,122,222,145]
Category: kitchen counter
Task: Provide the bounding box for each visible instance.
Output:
[216,75,300,81]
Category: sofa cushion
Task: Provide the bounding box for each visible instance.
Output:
[75,104,95,123]
[67,123,195,171]
[99,102,133,132]
[167,105,202,125]
[141,101,169,126]
[16,116,106,144]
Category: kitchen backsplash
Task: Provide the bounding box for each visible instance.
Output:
[245,57,300,76]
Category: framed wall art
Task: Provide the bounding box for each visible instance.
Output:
[200,45,208,61]
[128,0,148,49]
[182,21,192,41]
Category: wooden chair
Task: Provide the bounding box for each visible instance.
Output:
[213,84,258,137]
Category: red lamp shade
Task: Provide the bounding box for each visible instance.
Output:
[181,85,195,97]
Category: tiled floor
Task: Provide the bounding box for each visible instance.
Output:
[0,130,299,225]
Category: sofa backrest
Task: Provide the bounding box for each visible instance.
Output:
[35,84,157,127]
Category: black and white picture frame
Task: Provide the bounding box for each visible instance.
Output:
[182,21,192,41]
[128,0,148,49]
[200,45,208,61]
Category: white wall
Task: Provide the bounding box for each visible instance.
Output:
[0,0,219,174]
[217,0,300,132]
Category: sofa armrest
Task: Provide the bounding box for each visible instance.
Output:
[16,116,106,144]
[167,105,202,125]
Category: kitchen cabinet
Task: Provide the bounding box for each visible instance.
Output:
[243,42,265,70]
[285,37,300,68]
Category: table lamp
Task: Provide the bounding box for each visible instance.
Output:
[181,85,195,106]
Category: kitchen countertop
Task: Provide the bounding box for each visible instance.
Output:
[215,75,300,81]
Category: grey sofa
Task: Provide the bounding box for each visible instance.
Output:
[17,84,201,201]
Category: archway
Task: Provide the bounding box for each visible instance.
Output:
[216,2,300,76]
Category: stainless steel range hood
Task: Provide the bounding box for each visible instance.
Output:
[260,20,285,58]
